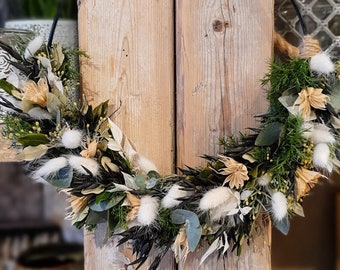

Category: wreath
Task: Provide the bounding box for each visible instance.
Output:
[1,24,340,270]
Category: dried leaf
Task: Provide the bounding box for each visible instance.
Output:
[82,186,105,195]
[17,144,48,161]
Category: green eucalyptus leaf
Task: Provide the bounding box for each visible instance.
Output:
[17,133,50,147]
[171,209,202,252]
[46,166,73,188]
[186,218,202,252]
[86,210,107,225]
[170,209,188,225]
[273,215,290,235]
[146,178,157,189]
[147,170,161,179]
[16,144,48,161]
[255,122,281,146]
[90,194,125,212]
[135,174,147,189]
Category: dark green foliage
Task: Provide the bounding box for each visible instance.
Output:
[268,115,307,191]
[262,58,321,121]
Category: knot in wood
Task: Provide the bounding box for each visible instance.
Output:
[212,20,228,32]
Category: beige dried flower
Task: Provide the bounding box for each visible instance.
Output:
[218,155,249,189]
[171,227,190,263]
[23,78,49,108]
[294,87,329,120]
[125,192,141,222]
[295,167,323,199]
[80,139,98,158]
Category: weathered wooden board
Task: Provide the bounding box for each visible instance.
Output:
[78,0,175,269]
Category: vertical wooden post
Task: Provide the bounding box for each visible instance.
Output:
[78,1,175,269]
[176,0,273,269]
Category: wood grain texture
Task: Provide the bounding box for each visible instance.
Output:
[78,0,175,175]
[176,0,274,167]
[78,0,175,269]
[176,0,273,269]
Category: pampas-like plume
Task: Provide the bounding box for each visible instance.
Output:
[311,124,335,144]
[24,35,44,59]
[132,153,158,174]
[68,155,100,176]
[61,129,83,149]
[199,187,239,220]
[271,192,287,221]
[199,187,235,211]
[33,157,68,180]
[313,143,332,173]
[137,195,159,225]
[161,184,188,208]
[310,52,335,75]
[257,174,272,186]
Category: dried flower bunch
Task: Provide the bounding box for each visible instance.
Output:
[1,31,340,269]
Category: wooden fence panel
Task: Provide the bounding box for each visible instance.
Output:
[78,1,175,269]
[175,0,273,269]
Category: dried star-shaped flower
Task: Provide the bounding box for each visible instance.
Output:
[218,155,249,189]
[294,87,329,120]
[23,77,49,107]
[80,139,98,158]
[295,167,323,199]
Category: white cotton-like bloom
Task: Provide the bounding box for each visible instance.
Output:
[199,187,235,211]
[24,36,44,59]
[34,157,68,178]
[271,192,287,221]
[137,195,159,225]
[161,184,188,208]
[199,187,240,221]
[311,124,335,145]
[61,129,83,149]
[301,122,314,138]
[257,174,272,186]
[133,154,158,174]
[313,143,332,173]
[68,155,100,176]
[310,52,335,75]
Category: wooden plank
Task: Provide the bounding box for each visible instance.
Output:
[78,0,175,269]
[175,0,274,269]
[78,0,175,175]
[176,0,274,167]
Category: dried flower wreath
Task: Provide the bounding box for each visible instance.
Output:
[1,17,340,270]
